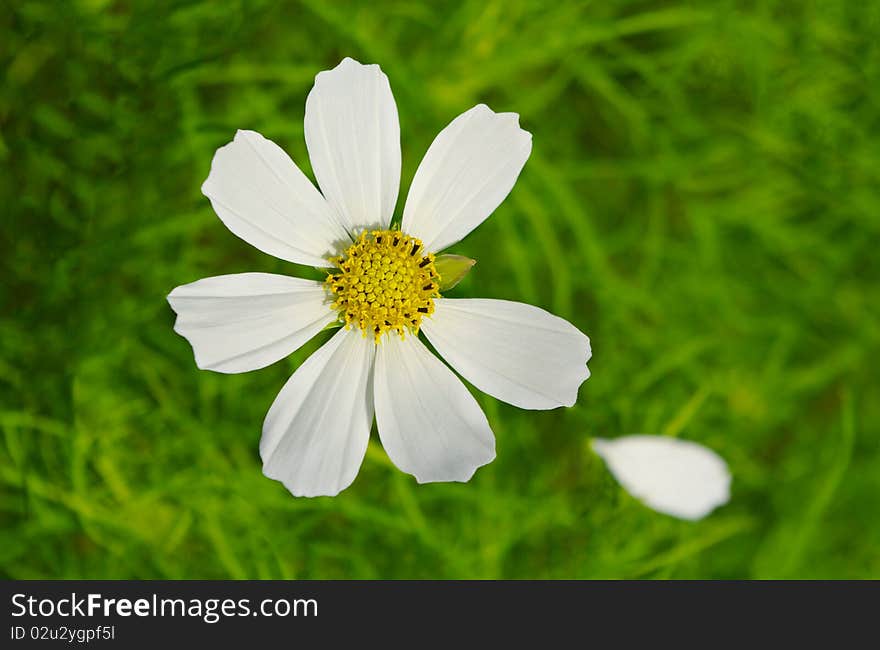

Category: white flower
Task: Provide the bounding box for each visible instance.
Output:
[592,436,731,520]
[168,58,592,497]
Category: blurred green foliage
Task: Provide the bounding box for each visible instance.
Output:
[1,0,878,579]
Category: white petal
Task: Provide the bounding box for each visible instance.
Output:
[402,104,532,253]
[168,273,337,374]
[373,334,495,483]
[421,299,591,410]
[201,130,349,267]
[592,436,732,520]
[260,328,375,497]
[305,58,401,234]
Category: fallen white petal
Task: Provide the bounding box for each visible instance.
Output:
[201,130,350,267]
[260,328,375,497]
[373,333,495,484]
[402,104,532,253]
[422,298,591,410]
[305,57,401,234]
[167,273,338,374]
[592,435,731,520]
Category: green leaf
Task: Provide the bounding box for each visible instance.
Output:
[435,254,476,291]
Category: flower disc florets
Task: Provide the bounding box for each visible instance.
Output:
[326,230,440,341]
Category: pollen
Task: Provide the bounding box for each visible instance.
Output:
[325,229,440,342]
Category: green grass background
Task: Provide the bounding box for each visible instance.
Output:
[2,0,878,579]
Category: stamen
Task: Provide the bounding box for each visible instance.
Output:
[324,229,441,342]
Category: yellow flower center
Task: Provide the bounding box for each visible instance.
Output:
[326,230,440,342]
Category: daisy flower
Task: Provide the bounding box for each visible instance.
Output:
[168,58,592,497]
